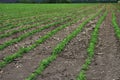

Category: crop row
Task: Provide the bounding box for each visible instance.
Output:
[112,12,120,39]
[76,11,107,80]
[0,8,91,68]
[2,4,98,29]
[0,6,94,38]
[0,7,103,69]
[1,12,66,27]
[0,7,75,22]
[0,4,96,25]
[0,13,75,38]
[0,6,93,32]
[0,16,72,50]
[0,7,62,23]
[0,6,100,50]
[1,4,101,29]
[0,6,99,39]
[1,8,79,29]
[0,12,70,32]
[1,13,55,28]
[25,8,104,80]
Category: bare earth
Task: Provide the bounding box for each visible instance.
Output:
[86,13,120,80]
[0,8,120,80]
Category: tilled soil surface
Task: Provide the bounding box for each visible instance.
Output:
[0,24,45,44]
[0,17,86,80]
[86,13,120,80]
[0,19,71,60]
[36,16,100,80]
[116,12,120,27]
[0,18,69,44]
[1,5,120,80]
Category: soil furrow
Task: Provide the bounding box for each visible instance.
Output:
[0,16,70,44]
[36,16,99,80]
[0,13,66,35]
[86,13,120,80]
[0,19,85,80]
[0,20,69,60]
[0,24,46,44]
[1,19,45,34]
[0,7,97,43]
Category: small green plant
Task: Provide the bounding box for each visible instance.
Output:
[0,12,84,68]
[0,17,71,50]
[77,71,86,80]
[0,6,98,51]
[0,14,71,38]
[112,12,120,39]
[76,11,107,80]
[25,9,103,80]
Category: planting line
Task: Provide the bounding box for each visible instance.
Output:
[0,6,92,37]
[76,11,107,80]
[0,12,59,24]
[0,6,102,68]
[0,10,75,29]
[1,5,99,29]
[0,13,48,26]
[0,7,88,32]
[0,14,50,28]
[25,9,103,80]
[0,4,96,22]
[0,13,67,32]
[0,16,74,50]
[0,9,75,23]
[1,5,95,30]
[0,6,86,27]
[0,13,75,38]
[1,14,54,27]
[0,11,88,68]
[112,12,120,39]
[0,7,99,50]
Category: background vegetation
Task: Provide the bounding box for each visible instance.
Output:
[0,0,119,3]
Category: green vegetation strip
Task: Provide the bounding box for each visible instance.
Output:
[0,7,98,50]
[76,11,107,80]
[0,16,72,50]
[25,9,102,80]
[0,6,86,29]
[0,7,92,38]
[0,6,91,32]
[0,13,83,68]
[1,8,83,27]
[1,11,71,30]
[0,4,95,23]
[112,12,120,39]
[1,13,55,28]
[0,14,60,32]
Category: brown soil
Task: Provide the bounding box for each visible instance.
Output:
[36,15,100,80]
[1,8,120,80]
[116,12,120,27]
[0,17,86,80]
[1,15,59,35]
[0,24,45,44]
[86,13,120,80]
[0,18,66,44]
[0,19,71,60]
